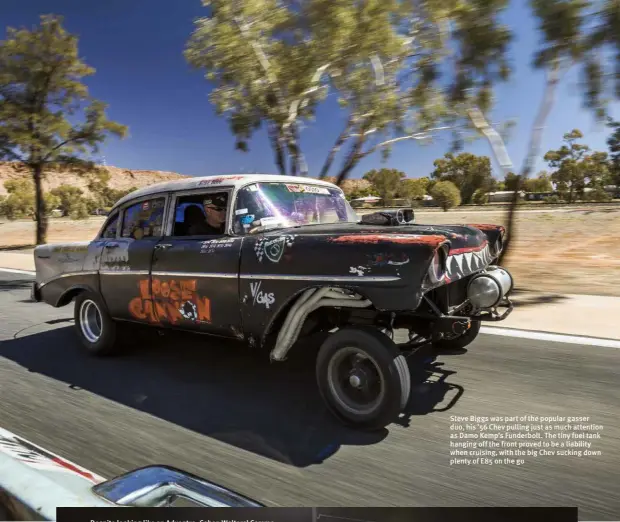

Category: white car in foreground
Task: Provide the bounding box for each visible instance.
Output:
[0,427,262,520]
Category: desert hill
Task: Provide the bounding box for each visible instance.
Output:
[0,162,371,197]
[0,162,190,197]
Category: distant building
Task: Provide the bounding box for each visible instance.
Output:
[525,191,554,201]
[486,190,525,203]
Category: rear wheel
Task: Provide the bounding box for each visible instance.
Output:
[74,291,119,356]
[433,320,481,350]
[316,327,411,431]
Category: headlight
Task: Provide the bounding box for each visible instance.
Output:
[427,246,447,284]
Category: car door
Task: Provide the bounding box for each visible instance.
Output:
[149,187,243,338]
[99,194,168,322]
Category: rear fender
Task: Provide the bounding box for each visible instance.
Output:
[55,284,95,307]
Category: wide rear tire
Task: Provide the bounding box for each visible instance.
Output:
[74,290,119,356]
[316,327,411,431]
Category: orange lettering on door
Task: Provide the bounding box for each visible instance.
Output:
[138,279,151,299]
[129,278,210,324]
[169,280,180,301]
[165,301,182,324]
[196,296,211,322]
[129,297,147,319]
[181,280,196,301]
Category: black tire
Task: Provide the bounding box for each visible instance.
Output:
[433,320,481,350]
[74,290,119,356]
[316,327,411,431]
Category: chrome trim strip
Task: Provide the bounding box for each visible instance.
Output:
[99,269,150,276]
[240,274,401,282]
[151,271,237,279]
[39,270,99,288]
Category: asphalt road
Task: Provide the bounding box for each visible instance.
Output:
[0,271,618,520]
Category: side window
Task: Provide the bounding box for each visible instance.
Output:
[121,197,166,240]
[172,192,229,237]
[100,213,119,239]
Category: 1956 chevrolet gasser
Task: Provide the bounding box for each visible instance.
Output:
[32,174,514,430]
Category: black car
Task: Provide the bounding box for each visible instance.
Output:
[32,174,514,430]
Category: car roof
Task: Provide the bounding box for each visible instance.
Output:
[110,174,340,212]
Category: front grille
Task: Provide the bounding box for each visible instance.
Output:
[445,243,491,282]
[427,275,471,314]
[446,276,470,306]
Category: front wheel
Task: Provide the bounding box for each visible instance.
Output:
[74,291,119,356]
[316,327,411,431]
[433,320,481,350]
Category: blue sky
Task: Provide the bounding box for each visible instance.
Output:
[1,0,618,181]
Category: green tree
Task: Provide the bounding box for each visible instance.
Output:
[472,188,489,205]
[523,171,553,192]
[399,177,430,203]
[362,168,406,202]
[430,181,461,211]
[185,0,512,181]
[0,15,127,244]
[543,129,599,202]
[0,178,59,220]
[607,118,620,186]
[431,153,494,204]
[50,184,91,219]
[503,172,520,192]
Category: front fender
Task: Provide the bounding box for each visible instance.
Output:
[466,224,506,257]
[238,233,452,343]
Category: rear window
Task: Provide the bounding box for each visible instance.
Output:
[101,213,119,239]
[121,198,166,239]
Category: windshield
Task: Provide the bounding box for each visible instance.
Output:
[232,182,358,234]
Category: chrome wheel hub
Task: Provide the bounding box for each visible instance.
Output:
[80,299,103,343]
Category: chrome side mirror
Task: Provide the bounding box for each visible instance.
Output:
[92,465,263,508]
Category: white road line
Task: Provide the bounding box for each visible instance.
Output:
[0,267,35,275]
[481,326,620,349]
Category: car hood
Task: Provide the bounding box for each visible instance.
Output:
[262,222,489,253]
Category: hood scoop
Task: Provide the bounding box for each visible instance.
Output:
[359,208,415,226]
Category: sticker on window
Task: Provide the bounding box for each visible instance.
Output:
[240,214,255,225]
[285,184,330,195]
[235,208,249,215]
[259,217,281,226]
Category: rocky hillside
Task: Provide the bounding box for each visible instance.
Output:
[0,162,371,197]
[0,162,189,197]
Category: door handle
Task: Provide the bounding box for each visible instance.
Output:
[105,243,120,249]
[154,243,172,250]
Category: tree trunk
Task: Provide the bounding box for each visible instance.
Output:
[33,164,48,245]
[319,120,352,179]
[268,124,287,176]
[498,177,521,264]
[497,66,561,266]
[335,134,367,186]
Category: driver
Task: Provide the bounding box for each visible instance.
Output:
[202,193,228,234]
